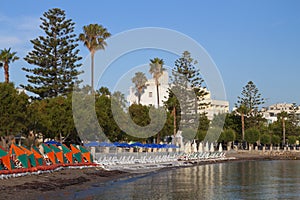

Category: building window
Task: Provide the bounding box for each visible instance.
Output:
[149,92,152,97]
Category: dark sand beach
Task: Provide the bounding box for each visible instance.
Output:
[0,167,128,200]
[1,151,300,200]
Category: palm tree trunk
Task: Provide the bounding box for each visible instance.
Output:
[155,80,160,143]
[241,113,245,141]
[282,118,286,146]
[4,63,9,83]
[172,106,177,137]
[138,88,141,104]
[91,52,95,94]
[60,132,62,143]
[156,82,160,107]
[138,94,141,104]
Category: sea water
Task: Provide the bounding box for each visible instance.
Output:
[43,160,300,200]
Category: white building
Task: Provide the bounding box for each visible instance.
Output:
[199,89,230,120]
[128,72,230,120]
[16,87,26,94]
[128,71,169,108]
[261,103,300,124]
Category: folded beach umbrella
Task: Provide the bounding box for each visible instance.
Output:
[10,143,30,169]
[31,147,45,166]
[49,144,65,164]
[70,144,83,163]
[9,143,25,156]
[0,148,12,170]
[61,144,73,163]
[1,154,12,170]
[41,143,57,164]
[19,146,37,167]
[17,154,30,168]
[79,146,92,163]
[0,147,7,158]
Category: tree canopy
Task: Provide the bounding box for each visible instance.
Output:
[0,83,28,135]
[22,8,82,98]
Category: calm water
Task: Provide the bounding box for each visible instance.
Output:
[50,160,300,200]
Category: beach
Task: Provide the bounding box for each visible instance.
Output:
[0,167,128,200]
[1,150,300,200]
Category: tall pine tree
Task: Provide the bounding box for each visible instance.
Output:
[166,51,208,131]
[22,8,82,98]
[235,81,265,141]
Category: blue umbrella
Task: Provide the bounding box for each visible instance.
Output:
[118,143,131,148]
[148,143,159,148]
[143,144,153,148]
[168,144,179,148]
[130,142,144,148]
[113,142,120,146]
[45,140,61,146]
[99,142,114,147]
[84,141,99,147]
[160,144,168,148]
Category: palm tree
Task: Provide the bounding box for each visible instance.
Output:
[0,48,19,83]
[149,58,165,107]
[131,72,148,104]
[277,111,288,146]
[112,91,127,108]
[79,24,111,93]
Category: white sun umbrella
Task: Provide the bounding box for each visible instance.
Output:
[204,142,209,152]
[186,141,192,153]
[218,143,223,152]
[210,143,215,152]
[198,142,203,152]
[192,141,197,153]
[184,142,189,153]
[188,141,192,153]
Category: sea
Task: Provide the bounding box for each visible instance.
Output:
[42,160,300,200]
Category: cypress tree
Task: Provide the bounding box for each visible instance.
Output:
[22,8,82,98]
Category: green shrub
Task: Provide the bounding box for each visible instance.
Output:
[260,134,271,145]
[245,128,260,144]
[271,135,281,145]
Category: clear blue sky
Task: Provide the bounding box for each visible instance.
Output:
[1,0,300,109]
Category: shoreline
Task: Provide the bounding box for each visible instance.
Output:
[1,151,300,199]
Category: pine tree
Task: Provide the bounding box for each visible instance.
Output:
[235,81,265,141]
[22,8,82,98]
[236,81,265,115]
[167,51,208,132]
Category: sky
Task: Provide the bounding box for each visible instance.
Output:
[0,0,300,109]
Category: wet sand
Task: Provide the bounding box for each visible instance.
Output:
[0,167,128,200]
[1,151,300,200]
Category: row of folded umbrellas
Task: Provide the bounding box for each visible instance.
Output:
[0,143,93,171]
[84,141,179,148]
